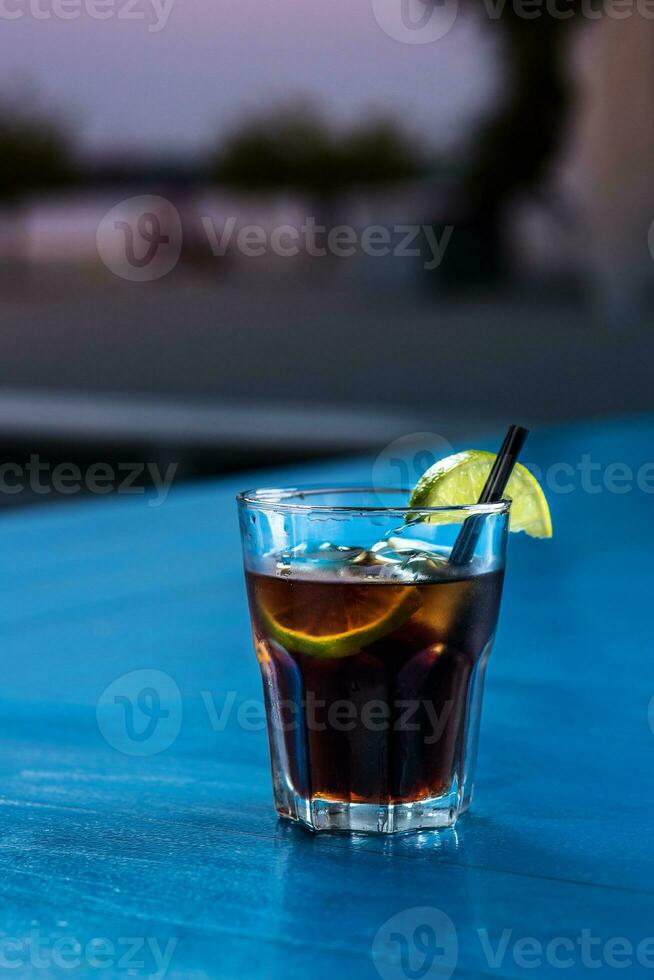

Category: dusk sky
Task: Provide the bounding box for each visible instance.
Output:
[0,0,500,154]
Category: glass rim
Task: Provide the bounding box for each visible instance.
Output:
[236,484,512,517]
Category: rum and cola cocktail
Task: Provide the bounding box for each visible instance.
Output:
[238,487,510,833]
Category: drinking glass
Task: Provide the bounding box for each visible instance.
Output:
[237,486,509,834]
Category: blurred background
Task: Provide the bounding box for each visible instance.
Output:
[0,0,653,504]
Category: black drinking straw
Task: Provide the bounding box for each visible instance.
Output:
[449,424,529,566]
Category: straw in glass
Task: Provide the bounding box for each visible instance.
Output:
[449,424,529,566]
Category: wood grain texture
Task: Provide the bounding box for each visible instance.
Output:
[0,416,653,978]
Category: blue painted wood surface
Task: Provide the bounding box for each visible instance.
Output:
[1,415,653,979]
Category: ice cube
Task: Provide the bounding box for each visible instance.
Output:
[332,549,382,579]
[274,542,309,575]
[376,561,418,583]
[275,542,369,577]
[315,543,368,565]
[385,536,451,561]
[398,554,449,582]
[369,541,404,565]
[274,539,450,582]
[369,538,450,582]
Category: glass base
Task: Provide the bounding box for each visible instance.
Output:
[276,786,465,834]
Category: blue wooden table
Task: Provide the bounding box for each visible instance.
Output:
[1,415,653,979]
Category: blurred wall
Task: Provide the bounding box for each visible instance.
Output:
[564,19,654,313]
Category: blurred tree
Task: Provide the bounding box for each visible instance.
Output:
[427,4,588,287]
[211,104,340,195]
[0,93,74,203]
[340,119,422,185]
[210,103,422,196]
[464,12,575,218]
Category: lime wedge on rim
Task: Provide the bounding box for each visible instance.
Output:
[409,449,552,538]
[255,577,421,658]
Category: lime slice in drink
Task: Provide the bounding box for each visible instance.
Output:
[255,576,421,658]
[409,450,552,538]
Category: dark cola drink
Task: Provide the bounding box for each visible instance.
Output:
[245,544,504,815]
